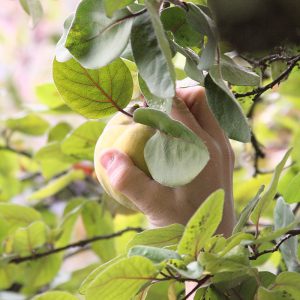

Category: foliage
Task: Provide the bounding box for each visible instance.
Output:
[1,0,300,299]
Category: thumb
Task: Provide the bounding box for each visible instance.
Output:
[99,149,159,212]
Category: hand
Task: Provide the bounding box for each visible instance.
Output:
[99,87,235,235]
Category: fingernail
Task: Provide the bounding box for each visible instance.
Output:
[100,152,115,170]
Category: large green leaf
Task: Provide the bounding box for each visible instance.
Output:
[138,75,172,114]
[209,56,260,86]
[23,254,63,289]
[19,0,43,27]
[251,149,292,226]
[82,201,116,262]
[161,6,202,48]
[61,121,106,160]
[177,190,224,258]
[131,4,175,98]
[12,221,48,256]
[104,0,134,17]
[35,83,65,109]
[233,185,265,234]
[48,122,72,142]
[80,256,125,294]
[282,172,300,203]
[85,256,157,300]
[32,291,78,300]
[0,203,41,233]
[205,74,251,142]
[55,199,85,247]
[28,170,85,201]
[274,197,300,272]
[55,14,74,63]
[128,246,181,263]
[134,108,209,187]
[257,272,300,300]
[186,3,217,70]
[53,58,133,119]
[6,113,49,136]
[127,223,184,250]
[35,142,77,179]
[65,0,133,69]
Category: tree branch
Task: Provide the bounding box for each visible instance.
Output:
[181,275,212,300]
[249,229,300,260]
[235,55,300,100]
[9,227,143,264]
[0,146,32,158]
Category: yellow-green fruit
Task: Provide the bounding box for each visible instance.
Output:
[94,112,155,211]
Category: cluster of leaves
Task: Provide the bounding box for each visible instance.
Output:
[0,0,300,299]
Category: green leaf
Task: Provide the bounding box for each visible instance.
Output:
[210,56,260,86]
[61,121,106,160]
[233,185,265,234]
[55,14,74,63]
[53,58,133,119]
[199,247,250,274]
[54,263,100,293]
[161,6,202,48]
[65,0,133,69]
[35,142,77,179]
[0,265,17,290]
[32,291,78,300]
[274,197,300,272]
[127,223,184,250]
[251,148,293,226]
[80,256,125,294]
[85,256,157,300]
[257,287,293,300]
[82,201,116,262]
[273,272,300,297]
[104,0,134,17]
[28,170,85,201]
[186,3,217,70]
[138,75,172,114]
[19,0,43,27]
[170,41,204,83]
[282,172,300,203]
[48,122,72,142]
[169,261,203,280]
[23,254,63,288]
[35,83,65,109]
[271,60,288,81]
[177,190,224,258]
[55,199,85,247]
[219,232,254,256]
[12,221,48,256]
[6,113,49,136]
[131,7,175,98]
[205,74,251,142]
[0,203,41,233]
[134,108,209,187]
[128,246,181,263]
[257,272,300,299]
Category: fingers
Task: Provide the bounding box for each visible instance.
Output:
[176,87,227,142]
[171,96,215,146]
[99,149,172,215]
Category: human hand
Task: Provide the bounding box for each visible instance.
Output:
[99,87,235,235]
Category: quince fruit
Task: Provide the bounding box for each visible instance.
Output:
[94,111,155,211]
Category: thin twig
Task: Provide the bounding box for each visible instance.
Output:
[235,55,300,99]
[249,229,300,260]
[181,275,212,300]
[9,227,143,264]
